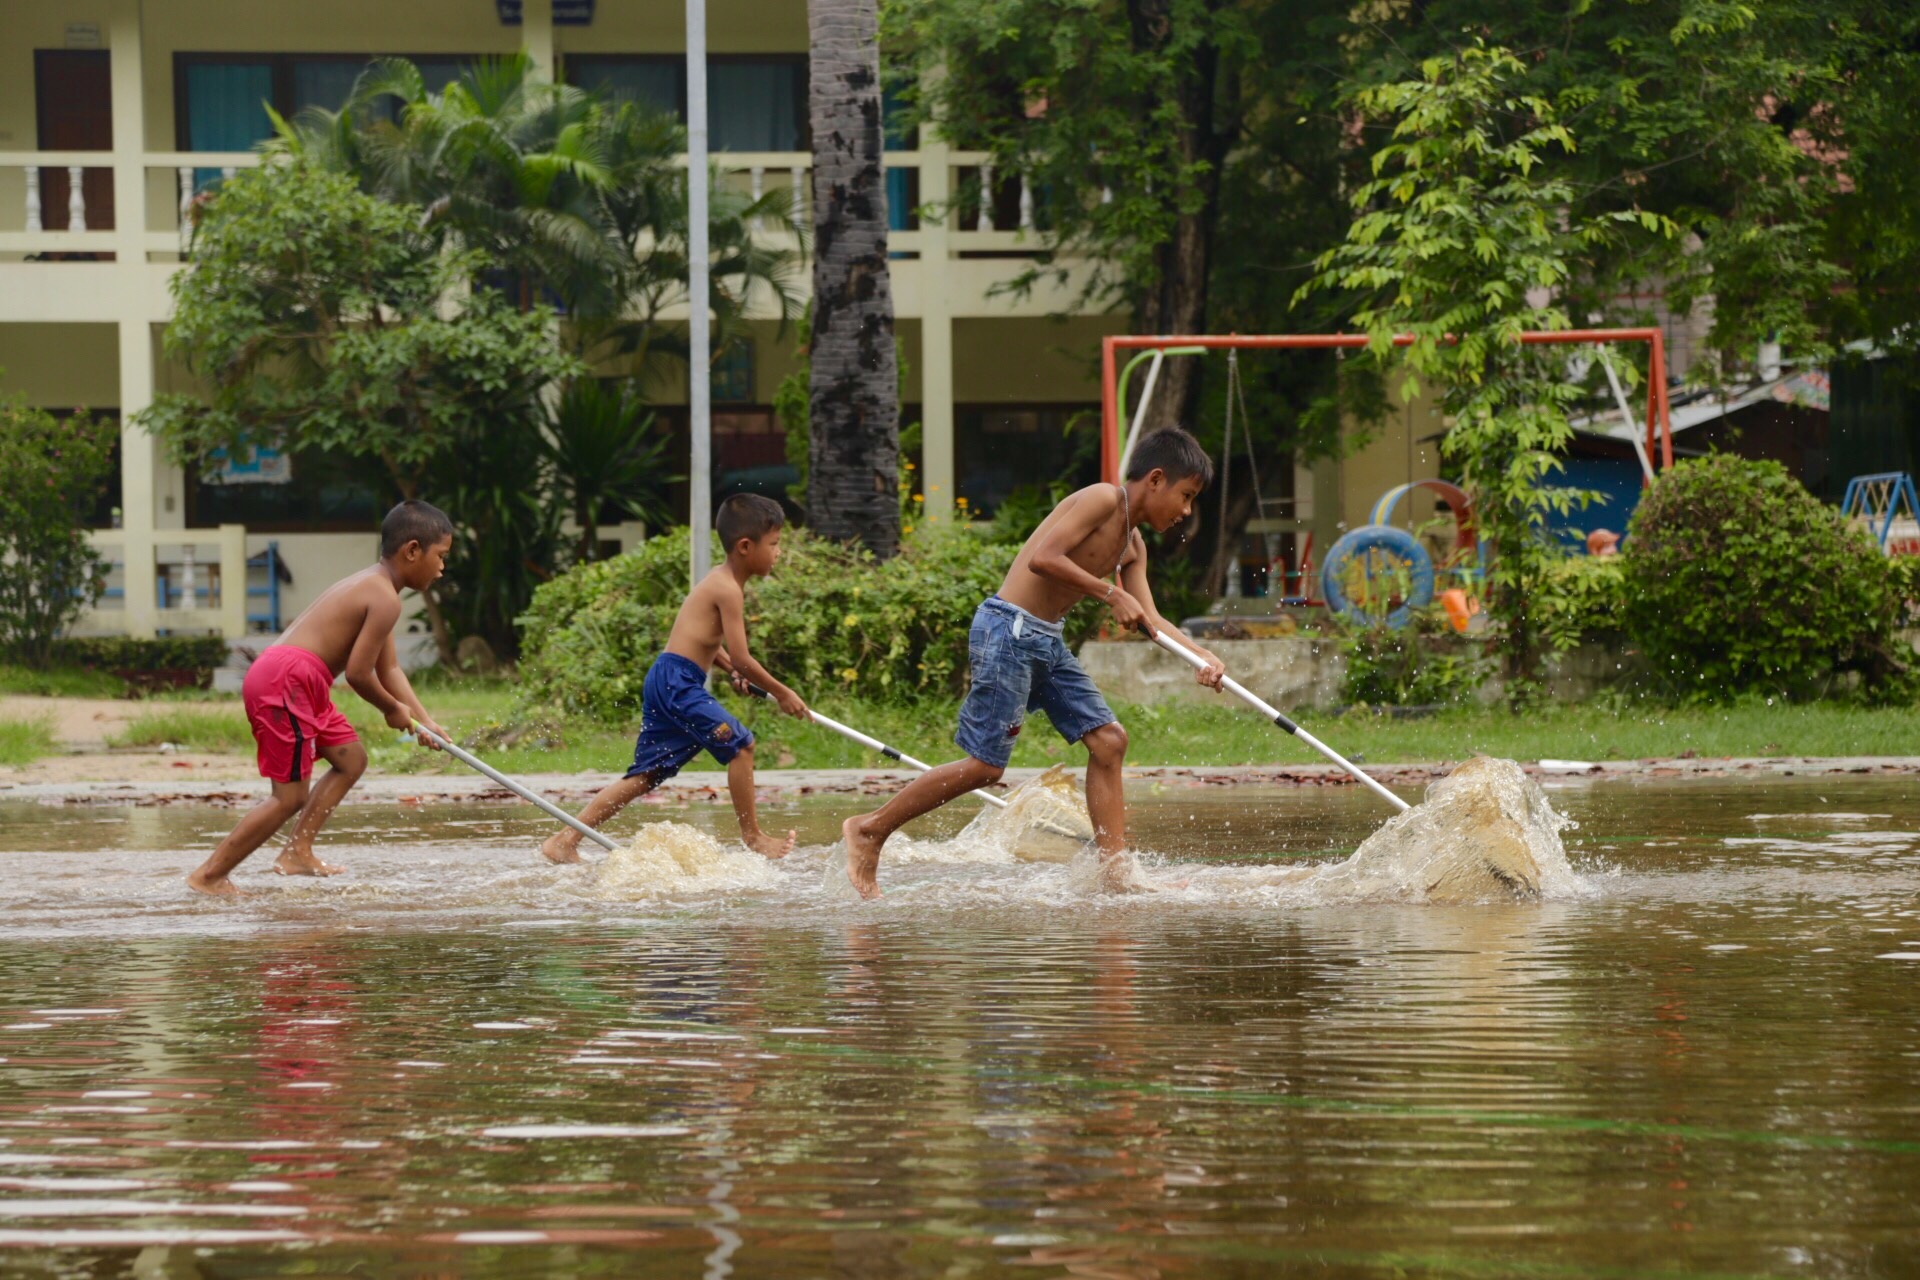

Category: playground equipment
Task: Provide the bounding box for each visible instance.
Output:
[1103,328,1675,626]
[1839,473,1920,556]
[1318,481,1483,630]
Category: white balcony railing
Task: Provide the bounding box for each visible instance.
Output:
[82,525,250,639]
[0,149,1054,260]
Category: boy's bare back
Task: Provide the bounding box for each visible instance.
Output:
[663,569,741,671]
[1000,483,1139,623]
[277,567,403,677]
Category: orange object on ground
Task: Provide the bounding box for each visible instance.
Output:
[1440,589,1480,634]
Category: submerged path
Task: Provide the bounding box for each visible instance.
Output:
[8,756,1920,807]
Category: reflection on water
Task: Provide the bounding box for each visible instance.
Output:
[1,778,1918,1276]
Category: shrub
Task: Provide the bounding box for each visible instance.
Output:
[1338,610,1490,707]
[516,526,1098,722]
[54,636,230,675]
[0,393,115,663]
[1530,553,1628,648]
[1623,455,1916,702]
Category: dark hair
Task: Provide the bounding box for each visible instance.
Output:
[380,499,454,558]
[716,493,785,549]
[1126,427,1214,486]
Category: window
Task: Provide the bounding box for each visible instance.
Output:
[187,446,397,533]
[177,52,479,185]
[565,55,809,151]
[955,405,1099,517]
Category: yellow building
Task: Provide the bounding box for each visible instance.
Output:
[1,0,1437,644]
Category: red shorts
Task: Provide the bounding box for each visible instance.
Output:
[242,646,358,783]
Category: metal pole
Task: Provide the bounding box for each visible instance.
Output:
[687,0,713,584]
[411,722,619,851]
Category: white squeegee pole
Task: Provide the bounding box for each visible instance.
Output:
[1141,628,1411,812]
[746,685,1010,809]
[411,721,619,850]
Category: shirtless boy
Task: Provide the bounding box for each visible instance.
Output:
[540,493,809,864]
[187,500,452,896]
[841,428,1227,898]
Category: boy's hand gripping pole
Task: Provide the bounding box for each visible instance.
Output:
[1136,627,1410,813]
[409,721,620,850]
[744,684,1010,810]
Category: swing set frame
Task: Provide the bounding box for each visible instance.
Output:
[1099,327,1676,487]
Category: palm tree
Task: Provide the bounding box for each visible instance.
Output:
[806,0,900,556]
[276,55,807,368]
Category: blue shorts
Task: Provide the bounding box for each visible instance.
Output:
[627,653,754,781]
[954,596,1116,769]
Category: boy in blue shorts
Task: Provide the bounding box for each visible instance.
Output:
[540,494,809,862]
[841,428,1227,897]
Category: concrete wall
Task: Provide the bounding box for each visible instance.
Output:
[1079,636,1640,712]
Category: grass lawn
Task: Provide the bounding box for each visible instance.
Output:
[0,663,126,699]
[59,675,1920,775]
[0,716,57,766]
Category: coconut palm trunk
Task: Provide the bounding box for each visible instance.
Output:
[806,0,900,556]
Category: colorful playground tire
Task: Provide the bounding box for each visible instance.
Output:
[1320,524,1435,629]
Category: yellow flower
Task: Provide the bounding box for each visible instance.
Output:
[902,523,914,533]
[913,493,924,503]
[956,497,970,509]
[840,666,859,682]
[843,613,860,627]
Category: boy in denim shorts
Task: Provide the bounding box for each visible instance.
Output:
[841,428,1226,897]
[539,494,810,863]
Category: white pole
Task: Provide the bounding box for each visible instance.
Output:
[1117,350,1165,481]
[1596,348,1655,483]
[687,0,713,585]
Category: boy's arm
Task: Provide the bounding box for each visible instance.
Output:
[717,584,808,717]
[343,590,416,731]
[1029,489,1147,628]
[377,633,446,749]
[713,646,751,695]
[1120,539,1225,690]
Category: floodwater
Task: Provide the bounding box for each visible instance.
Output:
[1,776,1918,1277]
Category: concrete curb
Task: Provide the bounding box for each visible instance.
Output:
[7,757,1920,807]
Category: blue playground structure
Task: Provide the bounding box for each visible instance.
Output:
[1838,473,1920,555]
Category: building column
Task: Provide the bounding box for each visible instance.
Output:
[109,0,158,637]
[522,0,556,80]
[917,134,955,522]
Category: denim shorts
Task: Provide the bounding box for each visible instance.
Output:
[627,652,754,781]
[954,596,1116,769]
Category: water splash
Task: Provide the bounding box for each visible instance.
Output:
[1225,756,1583,904]
[594,822,787,899]
[953,764,1096,864]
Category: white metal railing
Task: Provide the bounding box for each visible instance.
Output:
[82,525,249,639]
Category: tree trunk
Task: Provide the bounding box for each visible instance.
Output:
[806,0,900,556]
[1127,0,1225,434]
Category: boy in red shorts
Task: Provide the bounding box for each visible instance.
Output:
[187,500,454,897]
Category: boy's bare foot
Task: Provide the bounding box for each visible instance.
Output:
[186,870,245,898]
[744,828,796,860]
[271,849,342,877]
[540,832,583,865]
[842,816,882,900]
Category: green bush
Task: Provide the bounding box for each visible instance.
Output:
[54,636,230,674]
[1623,455,1916,702]
[0,716,57,767]
[0,391,115,663]
[516,525,1098,722]
[1531,553,1628,647]
[1338,610,1490,707]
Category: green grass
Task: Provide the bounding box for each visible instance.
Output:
[0,716,58,766]
[0,663,125,698]
[67,676,1920,774]
[352,684,1920,778]
[109,706,255,753]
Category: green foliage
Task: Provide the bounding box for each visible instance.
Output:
[0,392,114,664]
[1339,611,1490,708]
[1300,43,1673,695]
[1623,456,1917,703]
[0,716,56,767]
[545,379,675,562]
[1531,555,1629,651]
[515,526,1096,722]
[54,636,230,674]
